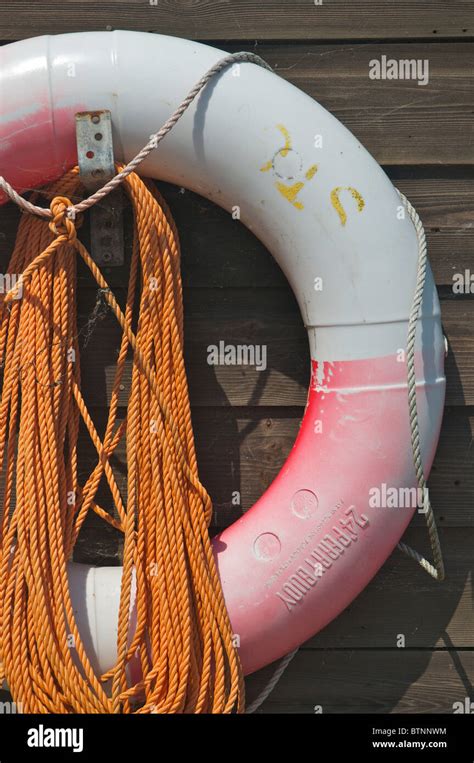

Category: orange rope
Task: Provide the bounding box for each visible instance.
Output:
[0,167,244,713]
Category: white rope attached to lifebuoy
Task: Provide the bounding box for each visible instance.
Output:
[395,189,445,582]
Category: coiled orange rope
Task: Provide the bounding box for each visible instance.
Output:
[0,167,244,713]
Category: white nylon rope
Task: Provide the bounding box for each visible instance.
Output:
[245,648,298,714]
[395,189,445,583]
[0,50,444,713]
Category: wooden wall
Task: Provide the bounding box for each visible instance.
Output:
[0,1,473,713]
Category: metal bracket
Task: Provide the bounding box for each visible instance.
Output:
[75,110,124,267]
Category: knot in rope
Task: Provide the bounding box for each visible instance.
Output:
[49,196,77,240]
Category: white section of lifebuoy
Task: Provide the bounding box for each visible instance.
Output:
[0,32,445,676]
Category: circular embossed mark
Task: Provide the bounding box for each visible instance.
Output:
[253,533,281,561]
[291,489,319,519]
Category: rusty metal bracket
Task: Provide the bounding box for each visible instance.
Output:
[75,110,124,267]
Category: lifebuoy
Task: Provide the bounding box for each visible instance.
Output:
[0,31,445,677]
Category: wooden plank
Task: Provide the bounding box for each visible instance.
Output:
[1,177,472,289]
[0,646,471,716]
[0,39,472,163]
[196,406,474,528]
[66,405,474,535]
[307,527,474,649]
[246,648,474,713]
[246,43,473,165]
[442,299,474,406]
[58,290,474,408]
[1,285,471,408]
[0,644,469,717]
[0,1,471,41]
[183,297,474,409]
[0,264,472,409]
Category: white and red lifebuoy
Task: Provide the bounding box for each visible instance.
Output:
[0,31,445,676]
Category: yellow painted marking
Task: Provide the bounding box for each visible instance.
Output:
[276,181,305,209]
[260,125,318,210]
[330,186,365,226]
[260,125,292,172]
[277,124,292,156]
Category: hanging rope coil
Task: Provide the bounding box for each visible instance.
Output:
[0,167,244,713]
